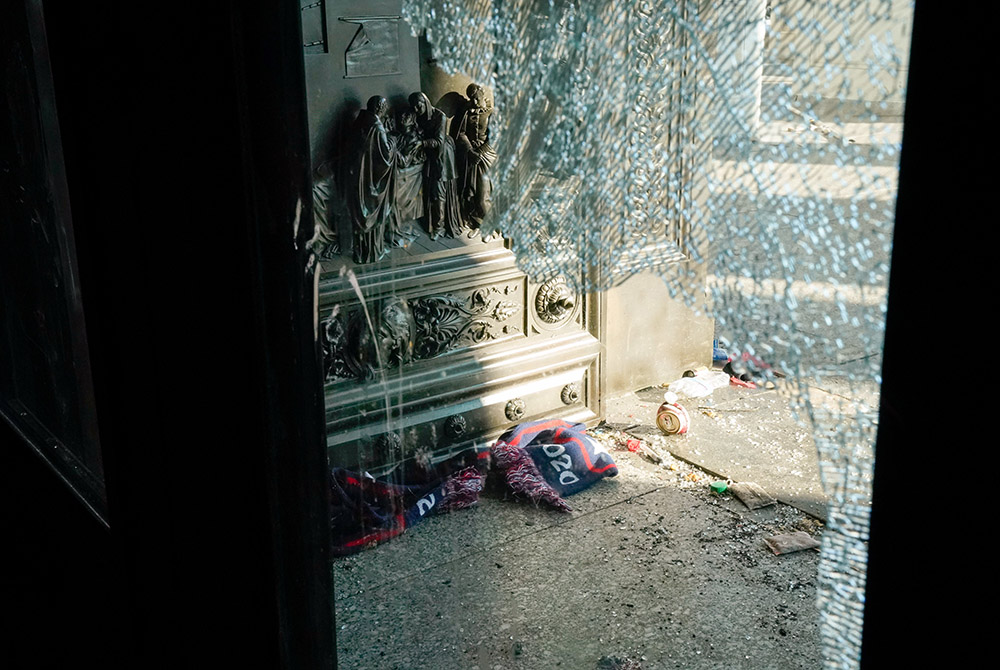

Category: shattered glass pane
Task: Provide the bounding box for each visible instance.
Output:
[393,1,912,668]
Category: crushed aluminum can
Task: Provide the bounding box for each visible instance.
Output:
[656,401,690,435]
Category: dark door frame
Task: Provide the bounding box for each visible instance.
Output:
[860,0,972,665]
[3,1,333,666]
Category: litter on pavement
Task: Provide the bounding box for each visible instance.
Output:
[664,369,731,398]
[729,481,778,510]
[764,531,821,555]
[625,437,664,464]
[709,480,730,494]
[656,391,691,435]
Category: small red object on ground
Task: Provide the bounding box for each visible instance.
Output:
[729,376,757,389]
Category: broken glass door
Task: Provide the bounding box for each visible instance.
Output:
[308,1,912,668]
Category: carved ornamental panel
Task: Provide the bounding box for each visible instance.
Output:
[322,280,524,382]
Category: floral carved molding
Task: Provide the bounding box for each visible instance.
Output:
[322,283,522,382]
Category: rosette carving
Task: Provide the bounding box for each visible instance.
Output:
[534,277,576,325]
[444,415,468,440]
[505,398,526,421]
[561,383,581,405]
[372,432,403,461]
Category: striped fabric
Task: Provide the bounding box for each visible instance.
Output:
[330,421,617,553]
[492,419,619,511]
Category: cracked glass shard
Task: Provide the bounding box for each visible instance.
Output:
[390,1,912,668]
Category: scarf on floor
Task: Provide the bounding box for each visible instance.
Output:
[330,420,618,554]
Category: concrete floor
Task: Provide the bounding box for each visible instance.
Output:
[329,74,893,670]
[329,100,892,668]
[332,380,834,670]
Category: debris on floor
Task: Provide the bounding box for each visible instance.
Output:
[664,369,731,398]
[729,481,778,510]
[727,373,758,389]
[591,425,706,482]
[334,371,832,668]
[721,352,786,389]
[625,437,664,464]
[763,531,822,555]
[709,480,730,494]
[656,392,691,435]
[793,516,825,534]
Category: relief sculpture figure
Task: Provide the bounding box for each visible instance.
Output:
[310,160,347,260]
[392,109,426,238]
[451,83,497,235]
[408,91,463,240]
[349,95,399,264]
